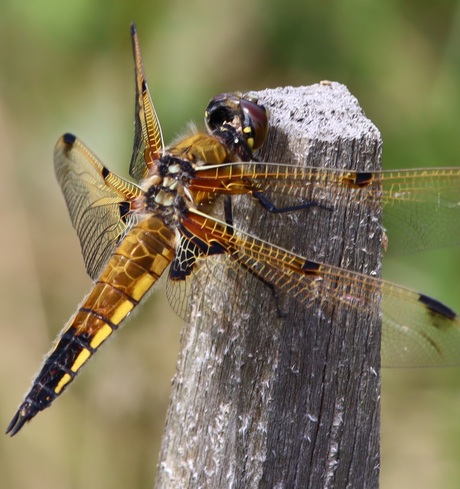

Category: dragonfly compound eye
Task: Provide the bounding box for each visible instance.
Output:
[239,96,268,150]
[205,93,238,132]
[205,93,269,150]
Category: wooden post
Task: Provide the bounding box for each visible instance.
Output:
[155,84,382,488]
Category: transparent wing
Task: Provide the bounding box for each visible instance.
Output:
[129,23,164,181]
[182,208,460,367]
[379,168,460,254]
[54,133,144,280]
[166,225,227,319]
[190,163,460,254]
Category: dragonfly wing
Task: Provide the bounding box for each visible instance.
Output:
[381,285,460,367]
[191,163,460,254]
[54,133,143,280]
[129,23,164,181]
[166,226,227,319]
[184,208,460,368]
[380,168,460,254]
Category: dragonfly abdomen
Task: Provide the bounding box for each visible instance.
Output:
[6,217,176,435]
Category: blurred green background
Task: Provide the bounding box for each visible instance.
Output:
[1,1,460,488]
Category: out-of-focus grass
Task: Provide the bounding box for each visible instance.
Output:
[1,1,460,488]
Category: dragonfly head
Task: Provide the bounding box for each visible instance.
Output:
[205,92,269,151]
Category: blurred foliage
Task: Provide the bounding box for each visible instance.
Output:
[1,1,460,488]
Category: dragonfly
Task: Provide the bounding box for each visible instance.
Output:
[6,24,460,436]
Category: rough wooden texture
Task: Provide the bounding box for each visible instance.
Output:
[155,84,382,488]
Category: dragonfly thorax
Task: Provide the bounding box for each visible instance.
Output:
[142,154,197,223]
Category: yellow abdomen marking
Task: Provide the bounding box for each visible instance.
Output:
[131,274,155,301]
[54,373,72,394]
[110,300,134,325]
[71,348,91,373]
[90,323,114,349]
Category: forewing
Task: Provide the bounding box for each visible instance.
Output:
[190,163,460,254]
[54,133,144,280]
[129,23,164,181]
[379,168,460,254]
[183,208,460,367]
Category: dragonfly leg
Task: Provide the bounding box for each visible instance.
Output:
[231,254,286,318]
[221,197,287,317]
[224,195,234,228]
[253,191,333,214]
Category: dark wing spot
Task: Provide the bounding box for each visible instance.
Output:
[301,260,321,273]
[119,201,131,222]
[419,293,457,321]
[354,172,373,186]
[63,133,76,145]
[170,229,225,281]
